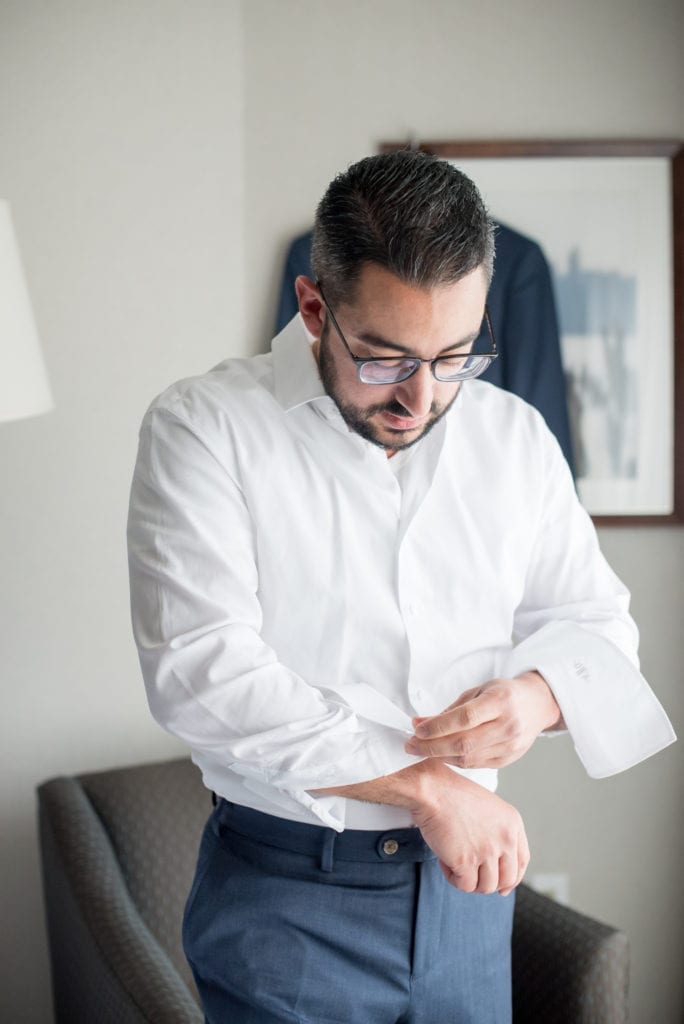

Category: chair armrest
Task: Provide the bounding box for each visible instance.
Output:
[512,882,629,1024]
[38,776,203,1024]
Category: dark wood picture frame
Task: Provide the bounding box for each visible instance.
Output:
[380,139,683,526]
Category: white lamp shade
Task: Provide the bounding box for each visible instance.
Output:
[0,200,54,423]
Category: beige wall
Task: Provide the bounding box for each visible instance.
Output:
[1,1,682,1021]
[0,3,244,1022]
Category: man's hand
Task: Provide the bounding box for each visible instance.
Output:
[405,671,562,769]
[314,759,529,895]
[411,762,529,895]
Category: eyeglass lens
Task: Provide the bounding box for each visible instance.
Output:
[358,353,493,384]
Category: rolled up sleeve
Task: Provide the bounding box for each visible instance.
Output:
[127,406,418,826]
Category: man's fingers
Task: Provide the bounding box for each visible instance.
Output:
[496,851,518,895]
[443,848,521,895]
[475,858,500,895]
[405,720,503,760]
[500,822,530,895]
[503,826,530,895]
[441,861,478,893]
[518,829,531,884]
[441,739,529,769]
[449,686,483,709]
[412,691,499,740]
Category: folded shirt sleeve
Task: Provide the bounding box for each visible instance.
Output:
[127,405,420,815]
[505,427,676,777]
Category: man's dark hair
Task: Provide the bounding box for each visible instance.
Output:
[311,150,495,308]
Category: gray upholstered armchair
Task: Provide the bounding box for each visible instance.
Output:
[38,758,629,1023]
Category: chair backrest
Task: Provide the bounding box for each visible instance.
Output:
[70,757,209,994]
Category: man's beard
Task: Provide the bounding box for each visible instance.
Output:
[317,325,459,452]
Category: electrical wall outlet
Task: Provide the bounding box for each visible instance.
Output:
[528,872,570,905]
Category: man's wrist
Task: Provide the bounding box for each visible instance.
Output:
[516,670,563,731]
[388,757,449,814]
[389,758,477,819]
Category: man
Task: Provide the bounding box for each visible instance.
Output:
[127,151,675,1023]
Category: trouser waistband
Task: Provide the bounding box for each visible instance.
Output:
[212,798,436,872]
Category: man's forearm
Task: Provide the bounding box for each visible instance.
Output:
[313,757,438,812]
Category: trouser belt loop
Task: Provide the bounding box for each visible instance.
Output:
[320,829,336,872]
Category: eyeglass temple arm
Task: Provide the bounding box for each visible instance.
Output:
[483,306,497,355]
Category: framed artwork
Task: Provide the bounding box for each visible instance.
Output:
[380,140,683,525]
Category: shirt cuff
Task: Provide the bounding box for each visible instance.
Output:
[233,727,424,832]
[502,620,676,777]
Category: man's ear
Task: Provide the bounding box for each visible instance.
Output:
[295,276,326,338]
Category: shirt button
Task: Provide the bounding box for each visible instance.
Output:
[383,838,399,856]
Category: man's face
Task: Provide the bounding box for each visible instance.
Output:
[298,263,489,453]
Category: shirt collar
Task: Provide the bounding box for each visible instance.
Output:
[270,313,455,468]
[272,314,327,412]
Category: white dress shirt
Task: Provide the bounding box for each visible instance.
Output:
[127,315,675,831]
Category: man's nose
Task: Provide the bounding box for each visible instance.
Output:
[394,363,435,418]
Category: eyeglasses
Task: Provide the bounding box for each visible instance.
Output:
[317,281,498,385]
